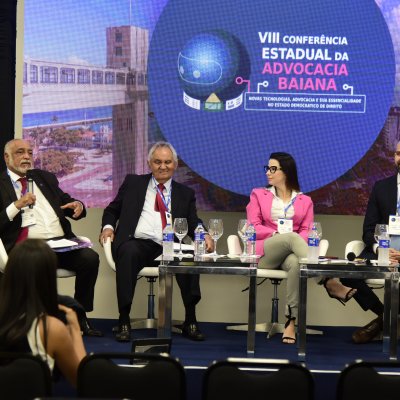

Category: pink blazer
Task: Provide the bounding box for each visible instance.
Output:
[246,188,314,256]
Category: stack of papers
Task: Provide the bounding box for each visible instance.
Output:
[46,238,92,252]
[47,239,78,249]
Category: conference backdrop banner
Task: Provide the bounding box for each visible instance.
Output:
[21,0,400,214]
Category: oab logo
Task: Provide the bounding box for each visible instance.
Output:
[178,30,250,112]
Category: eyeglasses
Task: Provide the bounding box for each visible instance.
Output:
[264,165,282,174]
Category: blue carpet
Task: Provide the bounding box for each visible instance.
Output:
[84,319,396,369]
[55,319,399,399]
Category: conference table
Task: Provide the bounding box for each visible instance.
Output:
[298,259,400,360]
[157,254,259,356]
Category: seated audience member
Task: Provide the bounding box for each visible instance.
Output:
[0,239,86,387]
[100,141,213,342]
[247,152,355,344]
[0,139,102,336]
[340,141,400,343]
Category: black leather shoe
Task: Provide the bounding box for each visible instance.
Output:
[352,315,383,344]
[181,322,205,341]
[79,316,103,337]
[114,323,131,342]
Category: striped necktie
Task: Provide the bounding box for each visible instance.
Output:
[154,183,167,229]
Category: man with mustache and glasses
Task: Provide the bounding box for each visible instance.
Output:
[0,139,102,337]
[339,141,400,344]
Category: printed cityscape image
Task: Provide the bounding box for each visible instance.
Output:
[22,0,400,213]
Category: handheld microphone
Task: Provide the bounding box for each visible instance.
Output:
[346,251,372,265]
[26,171,34,209]
[346,252,356,262]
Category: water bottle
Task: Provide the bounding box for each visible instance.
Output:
[245,223,256,256]
[194,223,206,256]
[307,226,320,263]
[162,224,174,257]
[377,231,390,265]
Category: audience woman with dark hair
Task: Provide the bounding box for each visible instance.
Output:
[246,152,355,344]
[0,239,86,387]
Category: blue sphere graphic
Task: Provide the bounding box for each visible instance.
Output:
[150,0,395,196]
[178,30,250,101]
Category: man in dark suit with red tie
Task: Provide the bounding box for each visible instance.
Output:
[100,141,213,342]
[0,139,102,336]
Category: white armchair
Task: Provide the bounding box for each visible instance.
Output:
[345,240,383,286]
[57,236,92,278]
[103,237,159,329]
[0,239,7,273]
[344,240,366,261]
[226,234,328,337]
[0,236,90,279]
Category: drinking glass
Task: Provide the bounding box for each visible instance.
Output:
[208,218,224,257]
[237,219,249,256]
[173,218,188,257]
[374,224,388,243]
[309,222,323,238]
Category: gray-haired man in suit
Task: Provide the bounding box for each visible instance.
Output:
[100,141,213,342]
[0,139,102,336]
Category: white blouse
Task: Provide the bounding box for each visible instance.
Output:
[268,187,299,221]
[27,317,55,372]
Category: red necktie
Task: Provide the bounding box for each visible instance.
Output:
[16,177,29,243]
[154,183,167,229]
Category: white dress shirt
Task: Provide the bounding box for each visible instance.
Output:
[6,169,64,239]
[134,177,172,245]
[103,176,172,245]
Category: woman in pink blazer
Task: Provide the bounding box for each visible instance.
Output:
[247,152,355,344]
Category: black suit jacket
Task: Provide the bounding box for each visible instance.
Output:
[0,169,86,252]
[102,174,202,252]
[362,174,397,252]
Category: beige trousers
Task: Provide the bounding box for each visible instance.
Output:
[258,232,307,320]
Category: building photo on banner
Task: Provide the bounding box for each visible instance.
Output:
[12,1,400,399]
[21,0,399,214]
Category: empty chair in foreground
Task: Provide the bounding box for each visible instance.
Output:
[0,352,52,400]
[337,360,400,400]
[77,352,186,400]
[203,358,314,400]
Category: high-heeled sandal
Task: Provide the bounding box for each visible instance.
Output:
[323,278,357,306]
[282,307,296,344]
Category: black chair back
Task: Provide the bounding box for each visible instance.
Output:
[77,352,186,400]
[0,352,52,399]
[337,360,400,400]
[203,358,314,400]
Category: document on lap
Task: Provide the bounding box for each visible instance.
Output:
[47,237,92,252]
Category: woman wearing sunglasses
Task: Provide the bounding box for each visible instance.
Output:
[246,152,355,344]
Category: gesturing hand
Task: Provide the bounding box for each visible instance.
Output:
[61,201,83,218]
